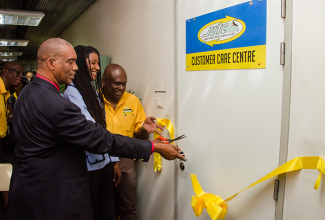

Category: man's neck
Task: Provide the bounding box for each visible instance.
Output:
[103,93,119,106]
[36,71,60,92]
[36,70,60,87]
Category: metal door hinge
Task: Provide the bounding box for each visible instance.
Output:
[280,42,285,65]
[281,0,286,18]
[274,179,280,200]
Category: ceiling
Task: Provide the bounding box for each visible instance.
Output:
[0,0,96,65]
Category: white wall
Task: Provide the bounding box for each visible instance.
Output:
[58,0,175,219]
[283,1,325,219]
[57,0,325,219]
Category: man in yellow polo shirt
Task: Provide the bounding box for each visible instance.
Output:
[102,64,163,220]
[0,62,23,214]
[0,62,24,157]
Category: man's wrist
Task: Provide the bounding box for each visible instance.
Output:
[141,121,145,131]
[153,143,162,153]
[151,141,155,154]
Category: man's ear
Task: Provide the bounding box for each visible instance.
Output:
[102,76,105,85]
[2,68,8,76]
[47,58,55,71]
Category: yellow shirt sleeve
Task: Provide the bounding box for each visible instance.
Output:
[0,92,10,138]
[133,98,147,134]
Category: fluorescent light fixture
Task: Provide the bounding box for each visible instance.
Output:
[1,58,16,62]
[0,9,44,26]
[0,39,29,46]
[0,51,23,56]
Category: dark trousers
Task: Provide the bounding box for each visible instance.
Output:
[115,158,137,220]
[0,138,14,165]
[0,192,4,220]
[0,139,5,220]
[88,162,116,220]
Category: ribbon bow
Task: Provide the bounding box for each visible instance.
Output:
[191,174,228,219]
[191,156,325,220]
[153,118,175,172]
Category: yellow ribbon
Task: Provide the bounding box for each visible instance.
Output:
[153,118,175,172]
[191,156,325,220]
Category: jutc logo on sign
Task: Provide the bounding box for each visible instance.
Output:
[186,0,266,71]
[198,16,246,47]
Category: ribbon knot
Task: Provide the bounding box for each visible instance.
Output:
[191,195,207,216]
[314,159,325,189]
[153,118,175,172]
[191,194,228,219]
[191,174,228,220]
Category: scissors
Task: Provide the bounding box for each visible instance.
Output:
[156,134,187,144]
[156,134,188,162]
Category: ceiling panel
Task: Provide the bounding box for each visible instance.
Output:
[0,0,96,65]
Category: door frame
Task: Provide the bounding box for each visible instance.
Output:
[173,0,179,219]
[173,1,294,220]
[275,0,293,220]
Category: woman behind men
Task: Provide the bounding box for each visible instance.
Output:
[64,45,121,219]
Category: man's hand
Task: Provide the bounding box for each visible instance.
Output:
[152,138,162,144]
[113,162,122,187]
[153,143,185,160]
[142,117,164,136]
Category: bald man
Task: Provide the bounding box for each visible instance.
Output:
[4,38,183,220]
[102,64,163,220]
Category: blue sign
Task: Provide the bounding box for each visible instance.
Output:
[186,0,267,55]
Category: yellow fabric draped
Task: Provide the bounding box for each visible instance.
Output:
[191,156,325,220]
[153,118,175,172]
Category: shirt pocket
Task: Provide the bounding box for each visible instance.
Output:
[123,114,135,133]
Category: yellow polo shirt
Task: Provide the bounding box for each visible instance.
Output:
[104,91,146,138]
[0,77,10,138]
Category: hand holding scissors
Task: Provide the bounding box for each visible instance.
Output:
[154,134,187,161]
[156,134,187,144]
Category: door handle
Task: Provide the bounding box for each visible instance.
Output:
[180,162,185,171]
[179,151,186,171]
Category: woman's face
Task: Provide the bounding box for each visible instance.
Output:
[86,52,100,81]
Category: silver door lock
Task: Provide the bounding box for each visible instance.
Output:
[179,151,186,171]
[180,162,185,171]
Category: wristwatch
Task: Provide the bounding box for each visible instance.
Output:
[141,121,145,130]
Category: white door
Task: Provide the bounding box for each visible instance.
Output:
[177,0,284,219]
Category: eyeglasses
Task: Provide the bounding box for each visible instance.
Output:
[5,68,24,76]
